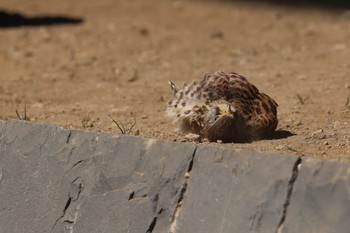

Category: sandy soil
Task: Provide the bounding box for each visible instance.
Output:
[0,0,349,160]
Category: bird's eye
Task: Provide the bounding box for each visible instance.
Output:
[206,107,220,123]
[214,107,220,114]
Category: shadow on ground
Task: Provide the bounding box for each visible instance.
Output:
[270,130,295,140]
[215,0,350,10]
[0,10,83,28]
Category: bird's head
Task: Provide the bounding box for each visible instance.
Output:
[205,102,236,124]
[203,101,248,142]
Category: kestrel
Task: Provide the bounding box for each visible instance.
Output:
[166,71,278,142]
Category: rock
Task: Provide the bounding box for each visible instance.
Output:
[185,133,201,142]
[281,158,350,233]
[0,120,196,233]
[1,120,350,233]
[310,129,325,139]
[138,27,149,36]
[210,30,224,39]
[295,120,302,126]
[127,69,139,82]
[0,121,74,233]
[173,145,299,233]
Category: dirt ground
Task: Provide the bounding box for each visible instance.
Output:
[0,0,349,160]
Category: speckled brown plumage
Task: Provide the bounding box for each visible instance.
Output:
[166,71,278,142]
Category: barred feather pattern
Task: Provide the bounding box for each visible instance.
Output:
[166,71,278,142]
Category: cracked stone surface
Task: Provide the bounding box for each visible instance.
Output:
[0,120,73,233]
[282,157,350,233]
[173,146,300,233]
[0,120,350,233]
[0,120,195,233]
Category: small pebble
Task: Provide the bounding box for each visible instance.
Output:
[185,133,201,142]
[295,120,302,126]
[138,27,149,36]
[311,129,323,135]
[211,31,224,39]
[158,96,164,102]
[127,69,139,82]
[82,116,94,128]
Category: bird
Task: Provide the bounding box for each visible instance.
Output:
[166,71,278,143]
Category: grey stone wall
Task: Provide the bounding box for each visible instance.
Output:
[0,120,349,233]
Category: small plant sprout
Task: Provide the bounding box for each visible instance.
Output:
[295,93,309,105]
[16,101,30,121]
[345,90,350,109]
[108,112,136,134]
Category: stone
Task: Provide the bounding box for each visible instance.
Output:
[281,157,350,233]
[184,133,201,142]
[1,120,350,233]
[0,120,73,233]
[70,137,196,233]
[0,120,196,233]
[173,145,300,233]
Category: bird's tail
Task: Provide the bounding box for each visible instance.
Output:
[168,81,179,95]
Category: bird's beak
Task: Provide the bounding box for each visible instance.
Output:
[222,105,234,115]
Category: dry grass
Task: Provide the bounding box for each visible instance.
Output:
[16,101,30,121]
[108,112,136,134]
